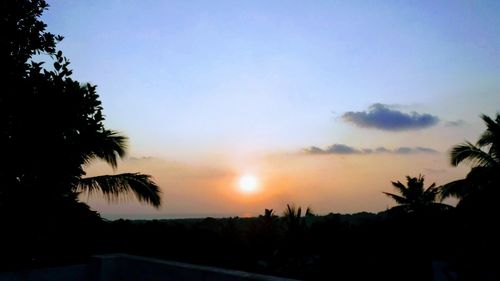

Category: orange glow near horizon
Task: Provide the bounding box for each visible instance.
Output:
[82,152,466,217]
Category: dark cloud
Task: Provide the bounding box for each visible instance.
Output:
[305,146,326,154]
[414,146,438,153]
[325,144,361,154]
[394,147,413,154]
[375,147,391,153]
[393,147,437,154]
[304,144,438,155]
[445,120,466,127]
[342,103,439,131]
[305,144,361,154]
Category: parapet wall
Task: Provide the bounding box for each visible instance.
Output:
[0,254,300,281]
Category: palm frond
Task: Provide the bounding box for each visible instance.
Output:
[439,179,469,200]
[77,173,161,208]
[93,130,127,169]
[422,185,439,203]
[305,206,314,217]
[477,130,495,148]
[263,209,274,217]
[383,192,408,205]
[81,130,127,169]
[480,114,500,136]
[477,114,500,161]
[391,181,408,197]
[450,142,496,167]
[283,204,296,217]
[296,206,302,218]
[423,182,437,197]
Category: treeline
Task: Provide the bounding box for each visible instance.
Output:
[89,205,490,281]
[1,201,497,280]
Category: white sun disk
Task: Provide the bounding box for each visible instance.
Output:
[239,175,259,193]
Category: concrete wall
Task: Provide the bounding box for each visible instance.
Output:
[0,254,300,281]
[0,264,88,281]
[88,254,299,281]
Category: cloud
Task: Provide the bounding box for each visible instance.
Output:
[305,144,361,154]
[362,148,373,154]
[127,156,156,161]
[375,147,391,153]
[326,144,362,154]
[415,146,438,153]
[445,120,466,127]
[305,146,328,154]
[342,103,439,131]
[394,146,438,154]
[394,147,413,154]
[424,168,447,174]
[304,144,438,155]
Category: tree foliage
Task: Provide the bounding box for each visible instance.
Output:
[383,175,448,214]
[441,114,500,210]
[0,0,161,220]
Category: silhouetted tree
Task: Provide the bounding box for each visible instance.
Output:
[440,114,500,210]
[283,204,313,233]
[437,114,500,281]
[278,204,316,278]
[250,209,280,256]
[383,175,447,214]
[0,0,161,221]
[261,208,276,219]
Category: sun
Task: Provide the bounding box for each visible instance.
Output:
[238,174,259,193]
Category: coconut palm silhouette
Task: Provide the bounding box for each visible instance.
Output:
[441,114,500,198]
[440,114,500,212]
[383,175,446,214]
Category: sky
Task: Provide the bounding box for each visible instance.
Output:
[42,0,500,219]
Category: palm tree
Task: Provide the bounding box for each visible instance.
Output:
[283,204,313,234]
[440,114,500,208]
[383,175,447,214]
[76,130,161,208]
[0,129,161,215]
[1,34,161,212]
[262,208,276,219]
[0,0,161,266]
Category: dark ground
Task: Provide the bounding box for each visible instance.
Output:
[2,208,498,281]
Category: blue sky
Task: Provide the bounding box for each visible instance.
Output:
[42,1,499,217]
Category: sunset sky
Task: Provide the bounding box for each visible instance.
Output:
[42,1,499,218]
